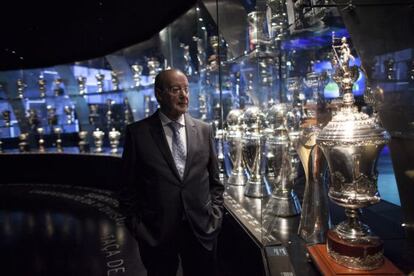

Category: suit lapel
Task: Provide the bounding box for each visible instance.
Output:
[183,113,197,182]
[148,111,183,183]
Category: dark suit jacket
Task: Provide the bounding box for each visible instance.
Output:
[118,111,224,250]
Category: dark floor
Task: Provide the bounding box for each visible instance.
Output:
[0,183,148,276]
[0,147,405,276]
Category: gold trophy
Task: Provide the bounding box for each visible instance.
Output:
[109,128,121,154]
[311,33,391,271]
[96,73,105,93]
[53,127,63,153]
[242,106,272,198]
[226,109,247,186]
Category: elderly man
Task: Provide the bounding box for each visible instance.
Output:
[119,68,224,276]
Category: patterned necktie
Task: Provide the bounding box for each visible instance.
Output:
[169,121,186,178]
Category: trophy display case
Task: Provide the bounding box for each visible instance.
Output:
[0,0,412,275]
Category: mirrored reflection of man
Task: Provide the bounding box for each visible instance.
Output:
[118,69,224,276]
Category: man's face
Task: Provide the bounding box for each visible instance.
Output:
[156,71,189,120]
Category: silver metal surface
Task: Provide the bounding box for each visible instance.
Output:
[242,106,272,198]
[92,128,104,154]
[316,35,390,270]
[109,128,121,155]
[78,131,89,153]
[36,127,46,153]
[297,130,331,244]
[54,127,63,153]
[226,109,247,186]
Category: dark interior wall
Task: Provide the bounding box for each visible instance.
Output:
[0,0,197,71]
[0,154,122,191]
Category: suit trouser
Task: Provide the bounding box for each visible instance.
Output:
[137,220,218,276]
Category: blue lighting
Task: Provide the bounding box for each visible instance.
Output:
[313,57,366,99]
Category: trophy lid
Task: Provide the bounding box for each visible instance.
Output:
[266,103,287,129]
[316,107,390,147]
[243,106,266,131]
[226,109,244,127]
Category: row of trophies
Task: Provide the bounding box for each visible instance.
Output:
[8,127,121,155]
[215,33,391,271]
[10,56,163,100]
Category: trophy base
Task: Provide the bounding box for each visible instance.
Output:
[266,190,301,217]
[307,243,403,275]
[227,173,247,186]
[326,229,384,271]
[244,177,272,198]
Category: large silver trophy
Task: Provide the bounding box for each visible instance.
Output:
[298,70,331,244]
[297,115,331,244]
[315,34,390,270]
[226,109,247,186]
[242,106,272,198]
[265,104,301,216]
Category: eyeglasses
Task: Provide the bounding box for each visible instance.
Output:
[165,86,189,95]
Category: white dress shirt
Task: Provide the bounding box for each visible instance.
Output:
[159,111,187,156]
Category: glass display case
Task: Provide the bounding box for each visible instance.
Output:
[0,0,412,274]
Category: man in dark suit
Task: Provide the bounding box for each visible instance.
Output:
[119,68,224,276]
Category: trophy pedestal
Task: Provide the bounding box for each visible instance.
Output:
[266,190,301,217]
[327,229,383,270]
[307,243,403,276]
[244,177,272,198]
[227,173,246,186]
